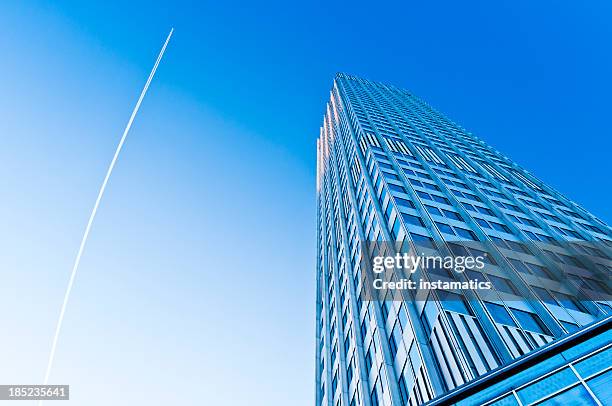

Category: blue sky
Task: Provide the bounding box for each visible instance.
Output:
[0,1,610,405]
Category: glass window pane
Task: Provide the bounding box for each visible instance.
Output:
[476,218,490,228]
[586,370,612,405]
[455,227,477,240]
[555,292,586,313]
[490,275,518,295]
[574,347,612,378]
[533,287,557,305]
[439,291,471,315]
[396,197,415,209]
[485,302,516,326]
[402,213,424,227]
[537,384,597,406]
[436,222,455,235]
[410,233,434,249]
[424,204,440,215]
[442,209,462,221]
[517,368,578,405]
[509,259,529,274]
[510,308,549,334]
[561,321,579,333]
[526,263,552,278]
[488,394,520,406]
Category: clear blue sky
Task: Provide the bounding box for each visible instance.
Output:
[0,1,610,405]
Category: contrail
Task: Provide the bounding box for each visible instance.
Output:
[40,28,174,395]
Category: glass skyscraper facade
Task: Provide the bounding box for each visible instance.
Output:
[315,73,611,406]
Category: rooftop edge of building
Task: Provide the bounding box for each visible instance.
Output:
[334,72,414,95]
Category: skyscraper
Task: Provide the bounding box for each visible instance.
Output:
[315,73,611,406]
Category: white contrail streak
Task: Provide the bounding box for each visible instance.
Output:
[40,28,174,395]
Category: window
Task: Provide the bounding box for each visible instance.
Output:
[391,218,401,240]
[417,190,431,200]
[402,213,425,227]
[439,291,472,315]
[442,209,462,221]
[385,203,393,221]
[599,302,612,315]
[332,371,338,393]
[510,308,549,335]
[476,206,494,215]
[512,215,539,227]
[371,388,379,406]
[395,197,415,209]
[389,334,398,360]
[381,301,391,320]
[476,218,490,228]
[464,192,481,202]
[455,227,477,240]
[398,375,409,406]
[425,204,441,215]
[532,287,557,305]
[410,178,423,188]
[423,182,440,191]
[584,277,611,294]
[344,330,351,354]
[561,320,579,333]
[384,172,399,181]
[411,233,435,249]
[466,269,485,282]
[426,205,462,221]
[420,312,432,336]
[492,237,510,250]
[489,275,519,295]
[575,347,612,378]
[360,318,368,339]
[485,302,516,326]
[517,368,580,405]
[506,240,529,253]
[364,346,373,371]
[491,222,511,233]
[347,357,354,383]
[526,263,552,278]
[389,184,406,194]
[587,370,612,405]
[432,195,450,205]
[488,394,520,406]
[536,383,595,405]
[517,368,578,404]
[555,292,587,313]
[463,203,476,212]
[470,248,497,265]
[436,222,455,235]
